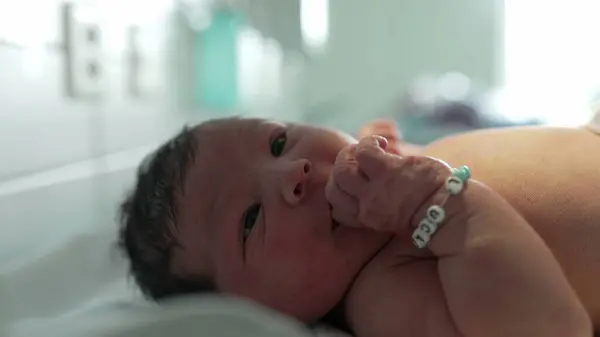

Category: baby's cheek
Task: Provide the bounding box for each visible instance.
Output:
[266,234,340,276]
[255,249,348,321]
[267,236,322,268]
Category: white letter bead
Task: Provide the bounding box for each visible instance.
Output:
[419,218,438,235]
[445,176,464,195]
[412,229,431,249]
[426,205,445,224]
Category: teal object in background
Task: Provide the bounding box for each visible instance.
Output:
[195,9,243,110]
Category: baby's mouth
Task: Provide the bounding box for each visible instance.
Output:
[328,203,340,231]
[332,219,340,230]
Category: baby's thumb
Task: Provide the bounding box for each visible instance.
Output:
[333,144,357,167]
[325,173,363,229]
[331,207,362,229]
[357,135,388,153]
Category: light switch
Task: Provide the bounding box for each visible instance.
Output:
[61,2,105,99]
[126,25,162,98]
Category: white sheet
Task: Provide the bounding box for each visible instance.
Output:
[5,295,317,337]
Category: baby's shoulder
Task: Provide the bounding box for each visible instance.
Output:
[344,238,460,337]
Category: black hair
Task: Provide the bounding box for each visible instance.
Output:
[117,125,216,300]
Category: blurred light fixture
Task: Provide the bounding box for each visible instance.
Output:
[300,0,329,51]
[0,0,55,47]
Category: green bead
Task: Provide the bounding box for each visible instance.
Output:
[452,165,471,182]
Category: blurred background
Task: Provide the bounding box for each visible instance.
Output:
[1,0,600,328]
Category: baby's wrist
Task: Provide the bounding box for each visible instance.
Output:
[409,175,496,256]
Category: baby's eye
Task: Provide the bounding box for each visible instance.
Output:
[242,203,261,241]
[270,131,287,157]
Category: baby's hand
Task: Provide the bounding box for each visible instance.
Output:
[357,119,403,155]
[357,119,424,156]
[325,136,449,233]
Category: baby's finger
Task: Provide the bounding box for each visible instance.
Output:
[385,141,402,156]
[326,178,359,213]
[355,136,389,179]
[326,176,362,227]
[332,206,362,228]
[331,160,368,197]
[334,144,357,166]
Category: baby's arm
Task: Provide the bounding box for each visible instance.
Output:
[422,126,600,322]
[425,181,590,337]
[346,181,591,337]
[329,138,591,337]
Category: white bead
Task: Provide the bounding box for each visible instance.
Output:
[419,218,438,235]
[412,228,430,249]
[445,176,464,195]
[427,205,445,224]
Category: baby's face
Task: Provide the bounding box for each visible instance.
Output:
[173,119,390,322]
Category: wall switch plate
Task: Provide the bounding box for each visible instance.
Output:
[126,25,162,98]
[61,2,105,99]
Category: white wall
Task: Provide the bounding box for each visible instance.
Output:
[0,2,201,324]
[298,0,503,131]
[0,45,192,181]
[0,0,504,177]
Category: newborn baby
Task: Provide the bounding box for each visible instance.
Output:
[119,117,598,337]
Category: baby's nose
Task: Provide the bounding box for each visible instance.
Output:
[281,159,312,205]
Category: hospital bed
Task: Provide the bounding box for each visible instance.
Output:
[0,146,348,337]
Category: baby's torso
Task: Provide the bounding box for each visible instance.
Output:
[422,126,600,324]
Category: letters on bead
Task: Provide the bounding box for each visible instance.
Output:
[445,176,464,195]
[412,229,430,249]
[419,218,438,234]
[412,166,470,249]
[427,205,445,224]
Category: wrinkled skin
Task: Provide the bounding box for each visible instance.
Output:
[326,136,450,233]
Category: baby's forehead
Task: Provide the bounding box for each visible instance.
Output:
[174,121,256,269]
[193,119,256,158]
[193,118,286,159]
[187,116,285,203]
[189,117,274,179]
[196,118,267,136]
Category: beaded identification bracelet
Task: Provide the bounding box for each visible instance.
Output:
[411,165,471,249]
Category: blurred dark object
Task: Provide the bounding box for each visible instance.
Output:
[395,72,541,144]
[436,101,480,128]
[400,72,541,128]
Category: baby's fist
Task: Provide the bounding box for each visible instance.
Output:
[357,119,403,155]
[327,137,450,234]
